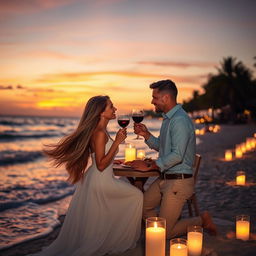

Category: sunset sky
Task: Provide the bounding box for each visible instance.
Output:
[0,0,255,117]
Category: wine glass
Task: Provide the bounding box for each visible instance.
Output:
[117,113,130,143]
[132,109,144,140]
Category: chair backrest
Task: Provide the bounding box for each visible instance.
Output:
[192,154,201,183]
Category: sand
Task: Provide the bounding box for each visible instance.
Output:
[1,124,256,256]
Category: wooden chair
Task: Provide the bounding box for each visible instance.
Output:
[186,154,202,217]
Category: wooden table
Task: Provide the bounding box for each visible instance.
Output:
[113,164,160,191]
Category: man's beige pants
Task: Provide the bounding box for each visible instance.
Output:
[143,177,202,239]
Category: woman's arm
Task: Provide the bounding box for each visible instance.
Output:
[93,129,126,171]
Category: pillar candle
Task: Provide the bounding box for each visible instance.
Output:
[225,150,232,161]
[235,146,243,158]
[125,144,136,162]
[236,215,250,241]
[187,226,203,256]
[236,171,246,186]
[245,138,252,151]
[170,239,188,256]
[146,220,166,256]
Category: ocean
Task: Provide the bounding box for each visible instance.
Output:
[0,115,168,250]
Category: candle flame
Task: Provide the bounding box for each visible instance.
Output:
[154,222,158,228]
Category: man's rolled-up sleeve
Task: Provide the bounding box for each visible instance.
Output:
[145,135,160,152]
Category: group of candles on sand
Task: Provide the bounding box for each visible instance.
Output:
[124,133,255,256]
[146,217,204,256]
[225,132,256,186]
[195,124,221,135]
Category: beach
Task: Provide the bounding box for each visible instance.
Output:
[1,123,256,256]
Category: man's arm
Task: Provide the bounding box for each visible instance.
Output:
[134,123,160,151]
[156,117,193,172]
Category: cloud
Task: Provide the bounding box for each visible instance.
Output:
[0,0,76,16]
[36,70,205,84]
[137,61,216,69]
[0,85,13,90]
[0,84,25,90]
[24,50,73,60]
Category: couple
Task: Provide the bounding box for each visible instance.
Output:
[32,79,216,256]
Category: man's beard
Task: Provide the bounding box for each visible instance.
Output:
[155,107,162,113]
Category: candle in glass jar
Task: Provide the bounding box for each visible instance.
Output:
[245,138,252,151]
[240,143,246,153]
[236,171,246,186]
[170,238,187,256]
[125,144,136,162]
[236,215,250,241]
[225,150,232,161]
[187,226,203,256]
[235,146,243,158]
[146,217,166,256]
[137,149,146,160]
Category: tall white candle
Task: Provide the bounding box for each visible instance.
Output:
[146,218,166,256]
[235,146,243,158]
[125,144,136,162]
[187,226,203,256]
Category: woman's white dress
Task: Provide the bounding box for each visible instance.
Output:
[32,139,143,256]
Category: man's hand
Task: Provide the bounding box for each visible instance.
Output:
[134,123,151,140]
[130,160,150,171]
[113,159,124,164]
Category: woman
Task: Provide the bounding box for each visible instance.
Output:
[31,96,143,256]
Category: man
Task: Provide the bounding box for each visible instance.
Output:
[131,79,216,239]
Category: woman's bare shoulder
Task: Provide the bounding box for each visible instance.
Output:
[91,128,107,141]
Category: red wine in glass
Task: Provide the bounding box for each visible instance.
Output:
[132,116,144,124]
[118,119,130,128]
[132,109,144,140]
[117,114,130,143]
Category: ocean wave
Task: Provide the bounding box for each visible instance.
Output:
[0,132,62,141]
[0,186,74,212]
[0,150,44,166]
[0,202,60,250]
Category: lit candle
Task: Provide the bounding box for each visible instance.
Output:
[137,149,146,160]
[199,129,205,135]
[245,138,252,151]
[236,215,250,241]
[225,150,232,161]
[187,226,203,256]
[195,129,200,135]
[236,171,246,186]
[250,137,255,149]
[170,238,188,256]
[125,144,136,162]
[146,217,166,256]
[240,143,246,153]
[235,146,243,158]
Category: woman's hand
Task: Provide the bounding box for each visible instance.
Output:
[115,128,127,144]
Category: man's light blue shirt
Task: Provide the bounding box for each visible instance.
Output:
[146,104,195,174]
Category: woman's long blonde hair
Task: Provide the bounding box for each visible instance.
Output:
[43,95,109,184]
